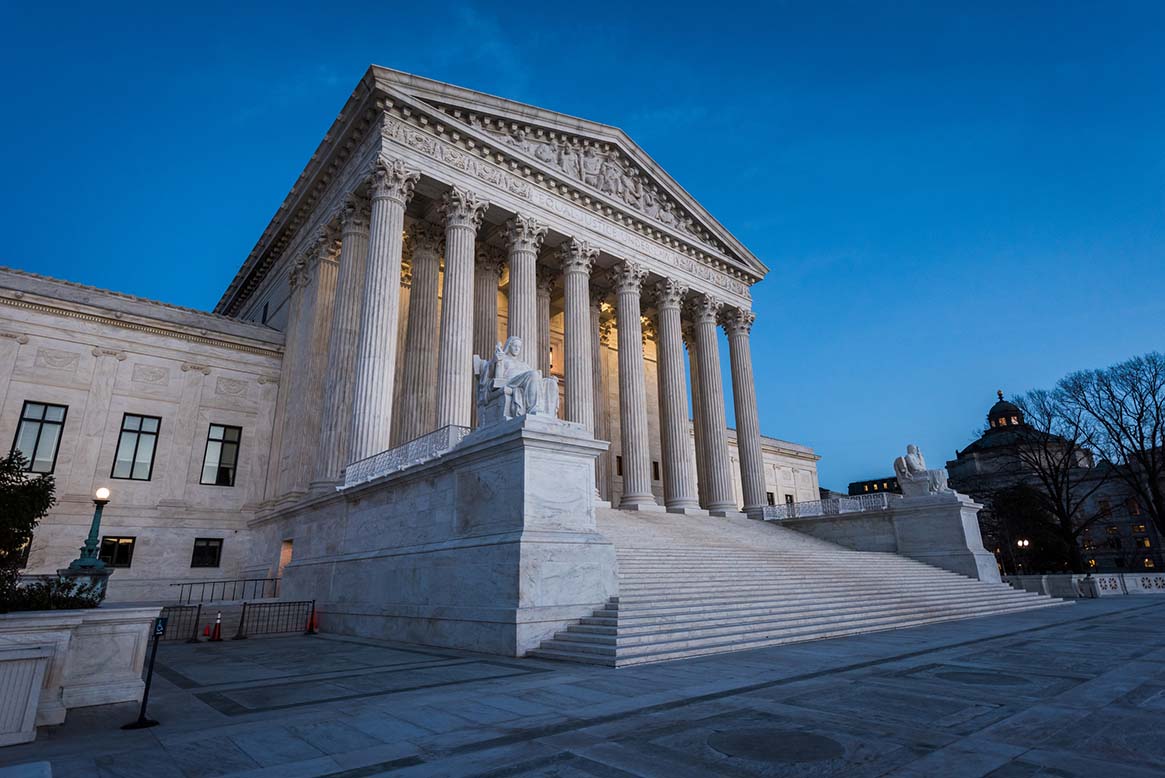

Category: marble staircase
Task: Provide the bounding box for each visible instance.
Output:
[530,508,1067,666]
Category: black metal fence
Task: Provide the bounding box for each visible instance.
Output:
[170,578,280,604]
[233,600,315,640]
[158,604,204,643]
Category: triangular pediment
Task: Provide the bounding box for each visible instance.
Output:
[371,67,768,281]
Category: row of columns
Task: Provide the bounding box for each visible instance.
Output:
[289,156,767,517]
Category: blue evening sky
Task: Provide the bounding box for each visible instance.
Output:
[2,2,1162,489]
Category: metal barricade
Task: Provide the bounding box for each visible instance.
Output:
[158,604,203,643]
[232,600,316,640]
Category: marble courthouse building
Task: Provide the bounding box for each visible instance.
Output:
[3,67,826,653]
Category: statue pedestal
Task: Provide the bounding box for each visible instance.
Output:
[267,413,616,656]
[890,493,1001,583]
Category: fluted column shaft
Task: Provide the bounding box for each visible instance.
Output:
[560,240,598,430]
[505,216,546,349]
[436,187,490,428]
[684,326,710,509]
[725,308,766,517]
[690,294,736,513]
[473,247,503,362]
[612,261,657,509]
[348,159,419,463]
[397,223,443,442]
[655,281,699,511]
[536,267,554,377]
[314,197,370,484]
[592,299,612,501]
[389,258,412,446]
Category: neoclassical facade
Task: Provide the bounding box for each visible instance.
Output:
[2,67,819,606]
[221,67,799,521]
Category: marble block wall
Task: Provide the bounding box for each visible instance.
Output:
[249,413,615,656]
[782,493,1002,583]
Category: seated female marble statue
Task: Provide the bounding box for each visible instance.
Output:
[473,337,559,425]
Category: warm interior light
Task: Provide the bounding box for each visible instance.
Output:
[95,487,111,500]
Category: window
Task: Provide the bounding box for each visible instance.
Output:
[766,492,775,506]
[111,414,160,481]
[99,537,136,568]
[1088,558,1097,568]
[1011,416,1019,425]
[1105,525,1120,535]
[616,455,623,477]
[652,461,661,481]
[201,424,241,486]
[1137,537,1152,548]
[785,494,795,506]
[11,401,67,473]
[1127,499,1142,516]
[1134,524,1147,533]
[1145,558,1156,569]
[190,538,223,568]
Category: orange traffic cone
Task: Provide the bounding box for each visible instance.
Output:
[203,624,210,639]
[211,611,223,641]
[305,607,318,635]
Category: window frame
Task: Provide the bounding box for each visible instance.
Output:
[190,537,224,568]
[200,423,242,487]
[110,413,162,482]
[99,536,137,568]
[10,400,68,474]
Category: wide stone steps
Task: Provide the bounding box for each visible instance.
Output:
[527,508,1067,667]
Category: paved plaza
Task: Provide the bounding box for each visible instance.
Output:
[2,598,1163,778]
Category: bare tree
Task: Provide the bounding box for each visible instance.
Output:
[1010,389,1109,572]
[1059,352,1165,540]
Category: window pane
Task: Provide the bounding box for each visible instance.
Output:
[32,426,60,473]
[141,417,159,433]
[224,427,240,442]
[43,405,64,422]
[14,422,39,463]
[201,440,222,484]
[132,435,156,480]
[209,425,225,440]
[124,415,141,431]
[113,431,137,478]
[25,403,45,420]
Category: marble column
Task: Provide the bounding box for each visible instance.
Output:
[436,186,490,429]
[559,239,598,430]
[389,256,412,446]
[611,261,659,510]
[689,293,736,514]
[655,280,700,513]
[684,324,710,509]
[473,245,504,361]
[536,265,554,376]
[591,294,612,501]
[504,215,546,349]
[724,307,766,518]
[313,195,370,485]
[348,159,419,463]
[397,222,443,443]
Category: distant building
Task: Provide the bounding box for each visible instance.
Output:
[947,391,1162,574]
[847,476,900,496]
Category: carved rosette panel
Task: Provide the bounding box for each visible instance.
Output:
[440,187,490,231]
[559,239,599,276]
[371,157,421,206]
[215,376,248,397]
[132,364,171,386]
[609,261,648,295]
[35,348,80,372]
[721,307,756,336]
[688,293,723,325]
[504,215,548,253]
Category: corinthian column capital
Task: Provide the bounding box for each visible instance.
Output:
[504,215,548,252]
[687,292,723,324]
[609,260,648,294]
[558,238,599,275]
[721,307,756,336]
[653,278,689,310]
[475,244,506,277]
[340,193,371,235]
[408,222,444,263]
[370,158,421,206]
[440,186,490,231]
[536,265,557,295]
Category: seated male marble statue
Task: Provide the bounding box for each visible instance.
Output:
[892,444,952,498]
[473,336,560,426]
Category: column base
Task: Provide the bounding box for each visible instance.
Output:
[708,505,747,519]
[619,498,666,513]
[595,499,613,509]
[308,479,342,494]
[666,505,709,516]
[743,506,767,520]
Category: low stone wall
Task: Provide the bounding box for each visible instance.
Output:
[0,605,160,732]
[249,414,616,657]
[1007,572,1165,598]
[779,493,1001,582]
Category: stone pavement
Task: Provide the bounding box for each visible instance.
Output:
[2,598,1163,777]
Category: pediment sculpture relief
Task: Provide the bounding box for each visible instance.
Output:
[893,444,952,498]
[473,336,559,427]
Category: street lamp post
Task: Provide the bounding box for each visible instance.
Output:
[59,487,114,601]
